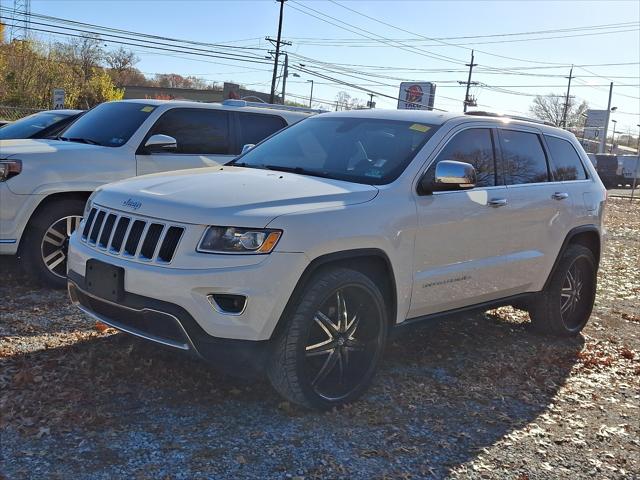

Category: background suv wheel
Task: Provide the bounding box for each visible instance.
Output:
[21,198,86,289]
[529,244,597,336]
[267,267,387,409]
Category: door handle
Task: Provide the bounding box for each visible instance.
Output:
[487,198,508,207]
[552,192,569,200]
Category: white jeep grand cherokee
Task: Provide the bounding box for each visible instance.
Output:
[67,109,606,409]
[0,99,309,287]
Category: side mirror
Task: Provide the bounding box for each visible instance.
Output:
[419,160,477,194]
[241,143,255,155]
[144,134,177,152]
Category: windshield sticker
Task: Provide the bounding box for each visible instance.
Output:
[364,169,383,178]
[141,106,155,112]
[409,123,430,133]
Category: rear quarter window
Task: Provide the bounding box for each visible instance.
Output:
[544,135,588,181]
[236,113,287,154]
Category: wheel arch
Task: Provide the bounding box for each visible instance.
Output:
[544,225,601,290]
[270,248,398,340]
[18,191,92,252]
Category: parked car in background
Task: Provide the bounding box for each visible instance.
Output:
[0,99,314,287]
[67,110,606,409]
[0,110,84,140]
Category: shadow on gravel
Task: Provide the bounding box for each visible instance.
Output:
[2,288,584,478]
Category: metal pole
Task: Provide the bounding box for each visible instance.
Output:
[308,79,314,108]
[269,0,286,104]
[609,120,617,154]
[561,66,573,128]
[463,50,476,112]
[631,124,640,201]
[599,82,613,154]
[280,53,288,105]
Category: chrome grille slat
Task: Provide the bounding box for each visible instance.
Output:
[79,206,184,265]
[150,225,168,261]
[105,214,121,251]
[133,222,151,258]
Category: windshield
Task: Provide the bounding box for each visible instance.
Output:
[60,102,156,147]
[229,116,439,185]
[0,112,72,140]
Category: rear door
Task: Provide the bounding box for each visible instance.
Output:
[410,126,515,318]
[498,127,574,292]
[136,108,234,175]
[234,112,288,152]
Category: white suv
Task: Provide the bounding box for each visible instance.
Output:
[67,109,606,409]
[0,99,310,287]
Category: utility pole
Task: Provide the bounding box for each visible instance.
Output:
[561,65,574,128]
[462,50,477,112]
[599,82,613,154]
[280,53,288,105]
[269,0,287,104]
[367,93,375,108]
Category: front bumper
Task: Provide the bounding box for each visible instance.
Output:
[67,233,309,342]
[68,276,274,373]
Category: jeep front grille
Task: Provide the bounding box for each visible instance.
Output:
[80,207,184,263]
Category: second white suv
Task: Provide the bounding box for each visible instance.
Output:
[67,109,606,409]
[0,99,310,287]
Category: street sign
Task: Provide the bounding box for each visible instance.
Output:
[52,88,65,109]
[397,82,436,110]
[584,109,608,140]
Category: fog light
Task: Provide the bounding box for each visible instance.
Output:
[208,294,247,315]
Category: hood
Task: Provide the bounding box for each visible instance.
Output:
[95,166,379,227]
[0,139,133,195]
[0,138,101,157]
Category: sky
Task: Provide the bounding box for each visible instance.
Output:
[9,0,640,131]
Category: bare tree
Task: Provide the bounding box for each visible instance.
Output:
[335,91,366,110]
[54,34,105,81]
[530,93,588,127]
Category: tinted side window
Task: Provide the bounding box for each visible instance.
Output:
[237,113,287,154]
[429,128,496,187]
[148,108,229,154]
[545,135,587,181]
[499,130,549,184]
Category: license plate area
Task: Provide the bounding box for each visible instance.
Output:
[85,259,124,302]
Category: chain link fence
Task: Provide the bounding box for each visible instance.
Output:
[0,105,44,122]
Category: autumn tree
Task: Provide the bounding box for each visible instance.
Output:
[529,93,588,127]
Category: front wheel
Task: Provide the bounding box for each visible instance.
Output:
[21,198,86,289]
[529,244,597,336]
[267,268,388,410]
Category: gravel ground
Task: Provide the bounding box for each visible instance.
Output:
[1,197,638,479]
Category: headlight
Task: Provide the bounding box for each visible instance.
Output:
[83,190,101,218]
[0,159,22,181]
[197,226,282,254]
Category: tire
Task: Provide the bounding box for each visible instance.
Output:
[529,244,597,337]
[267,267,388,410]
[21,198,86,289]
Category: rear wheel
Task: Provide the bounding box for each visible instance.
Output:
[529,244,597,336]
[267,268,387,409]
[21,198,86,289]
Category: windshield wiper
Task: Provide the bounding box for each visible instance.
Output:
[55,136,101,145]
[262,164,332,179]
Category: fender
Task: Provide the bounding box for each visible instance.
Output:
[543,224,601,290]
[270,248,398,339]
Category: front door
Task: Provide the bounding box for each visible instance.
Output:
[410,127,516,318]
[136,107,234,175]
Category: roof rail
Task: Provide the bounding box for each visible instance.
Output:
[222,99,326,114]
[464,111,555,126]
